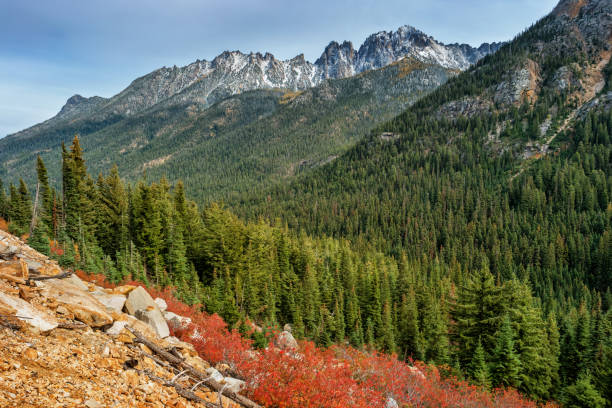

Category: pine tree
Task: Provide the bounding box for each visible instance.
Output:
[96,165,129,257]
[398,291,421,360]
[491,314,521,389]
[469,338,490,387]
[562,373,606,408]
[36,155,53,235]
[0,178,7,220]
[452,266,506,367]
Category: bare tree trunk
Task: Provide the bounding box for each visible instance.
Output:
[29,182,40,236]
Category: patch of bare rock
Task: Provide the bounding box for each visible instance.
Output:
[0,229,257,408]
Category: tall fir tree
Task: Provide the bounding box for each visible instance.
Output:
[491,314,522,389]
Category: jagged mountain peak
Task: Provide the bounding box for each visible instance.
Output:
[8,24,502,138]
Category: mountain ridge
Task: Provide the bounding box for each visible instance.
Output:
[4,24,502,141]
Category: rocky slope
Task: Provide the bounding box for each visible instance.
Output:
[0,229,260,408]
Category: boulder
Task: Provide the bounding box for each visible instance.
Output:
[65,274,89,291]
[0,292,58,332]
[223,377,245,393]
[135,309,170,338]
[92,293,126,314]
[105,320,129,336]
[124,286,157,316]
[36,279,113,327]
[163,311,192,330]
[205,367,224,383]
[154,297,167,312]
[127,315,160,340]
[274,330,298,351]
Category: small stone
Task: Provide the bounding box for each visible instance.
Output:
[205,367,224,383]
[106,320,129,336]
[222,377,245,393]
[154,298,167,312]
[56,305,70,315]
[117,328,135,344]
[23,347,38,360]
[84,399,103,408]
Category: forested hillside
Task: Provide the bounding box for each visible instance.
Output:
[225,0,612,404]
[0,59,452,203]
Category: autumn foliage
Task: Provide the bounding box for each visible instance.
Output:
[77,272,556,408]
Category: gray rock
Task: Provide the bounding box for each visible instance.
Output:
[92,293,126,314]
[0,292,58,332]
[65,274,89,291]
[154,297,167,312]
[135,308,170,338]
[205,367,225,383]
[385,397,399,408]
[223,377,245,393]
[163,311,192,330]
[105,320,129,336]
[274,330,298,351]
[124,286,157,316]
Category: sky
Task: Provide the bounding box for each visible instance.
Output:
[0,0,558,138]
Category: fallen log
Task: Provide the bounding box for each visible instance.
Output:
[28,270,73,281]
[141,368,220,408]
[126,327,261,408]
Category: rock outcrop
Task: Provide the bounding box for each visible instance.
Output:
[0,229,257,408]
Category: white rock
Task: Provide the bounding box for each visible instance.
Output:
[105,320,129,336]
[164,311,192,330]
[154,297,167,312]
[205,367,225,383]
[223,377,245,393]
[92,293,126,314]
[65,274,89,291]
[84,399,103,408]
[135,309,170,338]
[385,397,399,408]
[0,292,58,332]
[124,286,157,316]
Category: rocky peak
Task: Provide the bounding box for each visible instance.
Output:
[315,40,356,79]
[12,24,503,132]
[57,94,106,120]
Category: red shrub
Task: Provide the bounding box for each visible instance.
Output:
[73,272,556,408]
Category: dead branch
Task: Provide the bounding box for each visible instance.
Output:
[126,327,261,408]
[28,270,73,281]
[140,368,220,408]
[57,321,88,330]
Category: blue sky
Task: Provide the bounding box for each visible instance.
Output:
[0,0,558,137]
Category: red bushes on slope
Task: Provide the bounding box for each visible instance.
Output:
[77,272,555,408]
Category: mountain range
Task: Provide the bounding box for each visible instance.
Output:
[0,25,501,200]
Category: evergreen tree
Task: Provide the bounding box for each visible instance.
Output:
[452,267,505,367]
[562,373,606,408]
[469,338,490,387]
[491,314,521,389]
[36,155,53,236]
[0,178,7,220]
[398,291,421,360]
